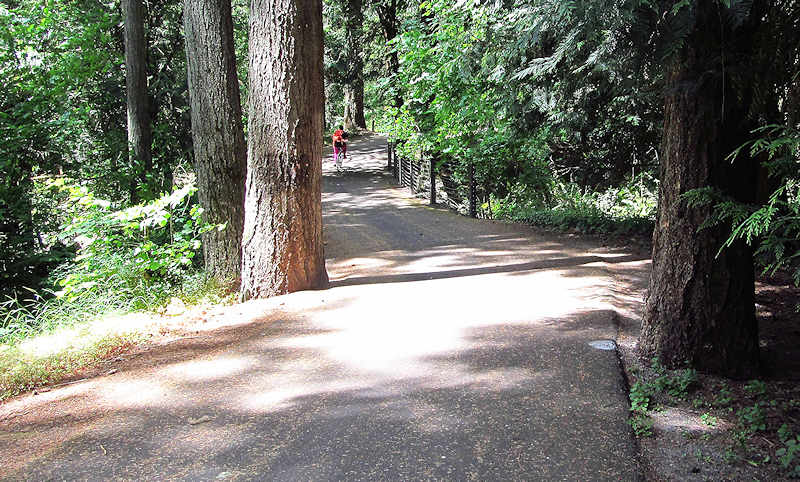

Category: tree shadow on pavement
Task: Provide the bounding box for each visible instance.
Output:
[329,255,648,288]
[1,134,651,480]
[2,307,641,481]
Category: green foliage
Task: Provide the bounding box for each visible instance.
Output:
[685,125,800,293]
[0,1,81,297]
[630,380,655,414]
[776,434,800,476]
[386,0,661,196]
[54,182,207,299]
[324,0,394,127]
[627,358,700,437]
[726,126,800,287]
[629,413,654,437]
[780,424,794,443]
[1,0,198,299]
[744,379,768,397]
[713,383,733,408]
[657,368,697,399]
[376,0,663,233]
[649,358,697,400]
[737,403,767,434]
[0,182,214,344]
[700,412,718,427]
[493,174,657,234]
[323,0,348,125]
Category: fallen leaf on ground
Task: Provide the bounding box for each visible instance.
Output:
[188,415,214,425]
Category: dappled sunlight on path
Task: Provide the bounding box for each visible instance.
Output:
[0,134,650,480]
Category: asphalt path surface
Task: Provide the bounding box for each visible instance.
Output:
[1,134,647,480]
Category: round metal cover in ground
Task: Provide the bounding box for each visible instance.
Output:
[589,339,617,350]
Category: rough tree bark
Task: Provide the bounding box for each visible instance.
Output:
[640,2,763,378]
[240,0,328,299]
[184,0,247,286]
[121,0,153,202]
[342,0,366,130]
[342,81,365,130]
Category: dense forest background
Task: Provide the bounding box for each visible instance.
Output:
[1,0,798,369]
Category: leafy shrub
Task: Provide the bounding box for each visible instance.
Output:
[779,424,793,443]
[0,181,216,343]
[52,181,209,298]
[627,358,699,438]
[630,380,654,414]
[744,379,767,397]
[493,174,657,235]
[714,383,733,408]
[700,412,718,427]
[629,413,654,437]
[737,403,767,434]
[654,368,697,400]
[777,434,800,477]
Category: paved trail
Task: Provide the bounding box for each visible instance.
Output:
[1,134,650,480]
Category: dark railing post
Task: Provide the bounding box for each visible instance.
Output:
[429,155,436,205]
[469,162,476,218]
[409,155,415,193]
[393,144,399,181]
[398,152,404,186]
[387,140,393,171]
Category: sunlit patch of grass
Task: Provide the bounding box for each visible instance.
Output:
[0,271,237,402]
[0,331,143,401]
[1,271,236,344]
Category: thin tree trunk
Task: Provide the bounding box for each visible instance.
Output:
[121,0,152,202]
[640,2,761,378]
[342,0,366,129]
[375,0,403,109]
[241,0,328,300]
[184,0,247,286]
[342,80,366,130]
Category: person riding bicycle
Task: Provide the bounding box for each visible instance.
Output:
[332,125,349,168]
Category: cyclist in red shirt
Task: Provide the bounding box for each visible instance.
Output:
[332,125,348,169]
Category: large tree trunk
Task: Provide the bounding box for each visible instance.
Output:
[342,80,365,130]
[342,0,366,130]
[184,0,247,286]
[241,0,328,300]
[640,3,761,378]
[121,0,153,202]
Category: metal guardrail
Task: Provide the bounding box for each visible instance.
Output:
[387,140,478,218]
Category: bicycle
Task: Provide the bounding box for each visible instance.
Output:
[334,143,348,170]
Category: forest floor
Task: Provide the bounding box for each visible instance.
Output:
[617,267,800,482]
[0,133,797,480]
